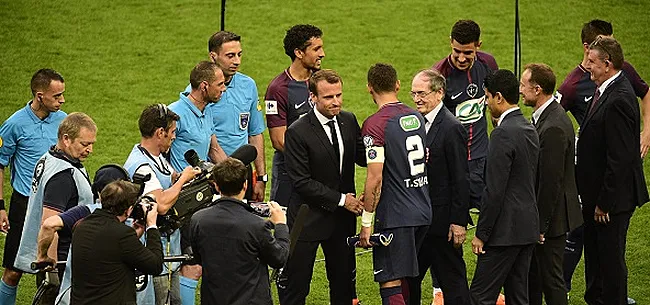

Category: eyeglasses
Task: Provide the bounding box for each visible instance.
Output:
[589,36,612,62]
[410,90,435,99]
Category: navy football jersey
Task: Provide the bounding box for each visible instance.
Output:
[556,61,649,126]
[265,68,313,129]
[361,102,431,230]
[434,56,493,160]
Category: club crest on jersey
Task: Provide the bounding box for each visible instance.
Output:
[363,135,374,148]
[239,112,250,130]
[467,83,479,98]
[265,100,278,115]
[367,148,378,160]
[399,115,421,132]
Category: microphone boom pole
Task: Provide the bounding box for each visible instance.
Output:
[220,0,226,31]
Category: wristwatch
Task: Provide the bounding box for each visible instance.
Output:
[257,174,268,183]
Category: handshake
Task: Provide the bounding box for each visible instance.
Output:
[343,193,365,215]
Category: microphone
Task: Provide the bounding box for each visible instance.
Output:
[184,149,214,172]
[230,144,257,166]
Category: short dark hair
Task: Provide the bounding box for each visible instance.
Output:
[189,61,220,90]
[139,104,180,138]
[367,63,398,94]
[101,180,140,216]
[309,69,342,96]
[58,112,97,141]
[589,36,624,70]
[451,20,481,45]
[208,31,241,53]
[283,24,322,61]
[211,158,247,196]
[581,19,613,44]
[523,63,556,95]
[484,69,520,105]
[30,69,64,96]
[416,69,446,94]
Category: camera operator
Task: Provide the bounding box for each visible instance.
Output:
[124,104,199,305]
[189,158,289,305]
[71,180,163,305]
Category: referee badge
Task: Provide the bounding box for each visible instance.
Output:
[239,112,250,130]
[0,136,3,148]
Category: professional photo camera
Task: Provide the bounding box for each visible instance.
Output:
[129,194,156,223]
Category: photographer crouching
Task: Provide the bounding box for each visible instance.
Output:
[71,180,163,305]
[189,158,289,305]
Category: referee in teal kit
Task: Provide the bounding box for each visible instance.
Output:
[0,69,67,305]
[183,31,267,201]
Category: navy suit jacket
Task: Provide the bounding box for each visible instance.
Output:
[425,106,470,236]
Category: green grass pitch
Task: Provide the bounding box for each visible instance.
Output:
[1,0,649,304]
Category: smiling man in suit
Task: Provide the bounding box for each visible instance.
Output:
[470,69,540,305]
[406,69,470,305]
[520,63,583,305]
[577,36,648,305]
[281,69,367,305]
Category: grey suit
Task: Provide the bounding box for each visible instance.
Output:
[528,100,583,305]
[470,108,540,305]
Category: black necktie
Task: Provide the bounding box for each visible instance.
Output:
[326,120,340,162]
[588,89,602,116]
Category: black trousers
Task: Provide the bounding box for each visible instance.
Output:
[563,224,584,291]
[583,211,632,305]
[529,234,568,305]
[407,233,469,305]
[470,244,535,305]
[277,229,355,305]
[2,191,29,269]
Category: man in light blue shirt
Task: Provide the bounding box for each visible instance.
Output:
[169,61,226,305]
[183,31,267,202]
[0,69,67,305]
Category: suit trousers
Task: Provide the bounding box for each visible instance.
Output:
[528,234,568,305]
[277,232,355,305]
[583,211,632,305]
[407,233,469,305]
[470,244,535,305]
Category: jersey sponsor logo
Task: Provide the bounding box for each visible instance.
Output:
[265,100,278,115]
[367,148,378,160]
[451,92,463,100]
[584,96,593,103]
[455,96,485,124]
[399,115,421,132]
[294,101,307,109]
[467,83,479,98]
[239,112,250,130]
[363,135,374,148]
[31,158,46,193]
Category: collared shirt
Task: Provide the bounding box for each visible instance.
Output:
[598,71,622,96]
[184,72,265,156]
[532,96,556,125]
[168,92,214,172]
[0,101,66,196]
[497,106,520,126]
[423,102,444,133]
[313,108,346,206]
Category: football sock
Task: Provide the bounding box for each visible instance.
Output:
[179,276,197,305]
[400,279,410,303]
[0,279,17,305]
[380,286,405,305]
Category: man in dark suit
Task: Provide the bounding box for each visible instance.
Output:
[470,69,540,305]
[406,69,470,305]
[71,180,163,305]
[280,69,367,305]
[577,36,648,305]
[520,63,583,305]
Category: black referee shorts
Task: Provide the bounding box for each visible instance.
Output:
[2,191,29,270]
[372,225,428,283]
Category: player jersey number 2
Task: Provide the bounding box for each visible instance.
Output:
[406,135,425,176]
